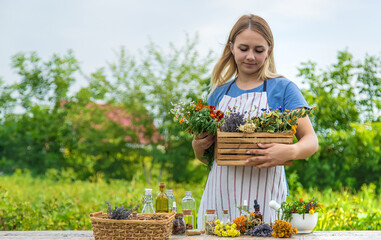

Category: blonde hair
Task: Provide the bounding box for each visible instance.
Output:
[211,14,282,90]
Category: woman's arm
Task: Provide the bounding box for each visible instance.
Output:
[245,115,319,168]
[192,133,215,165]
[292,115,319,159]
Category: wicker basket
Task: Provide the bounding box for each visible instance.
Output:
[90,211,176,240]
[215,129,293,166]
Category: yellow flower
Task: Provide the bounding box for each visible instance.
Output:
[291,124,297,134]
[309,209,315,215]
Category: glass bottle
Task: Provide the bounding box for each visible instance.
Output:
[182,209,194,230]
[172,213,186,235]
[155,182,169,213]
[204,209,217,235]
[181,191,197,228]
[167,189,176,213]
[242,200,249,216]
[254,200,263,221]
[142,188,155,213]
[172,201,177,213]
[222,209,230,225]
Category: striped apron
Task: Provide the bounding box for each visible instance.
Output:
[197,80,288,229]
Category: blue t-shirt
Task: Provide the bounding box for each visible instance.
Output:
[208,77,309,110]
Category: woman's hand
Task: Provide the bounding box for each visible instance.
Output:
[193,132,215,150]
[245,143,295,168]
[192,132,215,164]
[245,115,319,168]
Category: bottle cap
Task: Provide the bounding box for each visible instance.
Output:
[160,182,165,188]
[185,191,192,196]
[145,188,152,195]
[244,200,248,206]
[206,209,216,214]
[172,202,177,208]
[167,189,173,194]
[223,209,229,214]
[182,209,192,215]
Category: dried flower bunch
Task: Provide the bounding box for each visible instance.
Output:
[214,219,241,237]
[221,106,315,134]
[107,202,139,220]
[272,220,298,238]
[232,212,262,234]
[279,197,322,222]
[247,223,273,237]
[219,106,245,132]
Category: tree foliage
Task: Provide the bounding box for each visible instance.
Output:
[287,50,381,190]
[0,35,213,183]
[0,41,380,190]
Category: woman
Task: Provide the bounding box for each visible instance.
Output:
[193,14,319,228]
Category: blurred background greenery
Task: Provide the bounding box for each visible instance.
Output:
[0,36,380,230]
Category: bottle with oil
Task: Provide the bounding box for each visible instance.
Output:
[155,182,169,213]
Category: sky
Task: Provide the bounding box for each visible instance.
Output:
[1,0,381,90]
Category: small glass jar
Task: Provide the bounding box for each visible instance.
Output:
[222,209,231,225]
[172,213,186,235]
[204,209,217,235]
[131,212,138,220]
[182,209,194,230]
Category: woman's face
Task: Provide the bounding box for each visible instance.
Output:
[230,29,270,77]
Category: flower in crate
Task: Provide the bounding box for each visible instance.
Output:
[219,106,245,132]
[238,123,257,133]
[171,99,224,167]
[221,106,315,134]
[252,107,314,133]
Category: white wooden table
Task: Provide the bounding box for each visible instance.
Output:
[0,231,380,240]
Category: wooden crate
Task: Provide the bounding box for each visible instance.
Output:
[215,129,293,166]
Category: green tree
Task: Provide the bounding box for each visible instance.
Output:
[0,51,80,174]
[0,35,214,184]
[0,51,143,179]
[287,50,381,190]
[106,34,214,183]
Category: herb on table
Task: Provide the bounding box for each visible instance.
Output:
[272,220,298,238]
[248,223,273,237]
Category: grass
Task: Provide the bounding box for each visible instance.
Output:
[0,169,380,231]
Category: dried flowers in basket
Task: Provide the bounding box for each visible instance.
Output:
[89,202,175,240]
[171,99,224,169]
[216,106,314,166]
